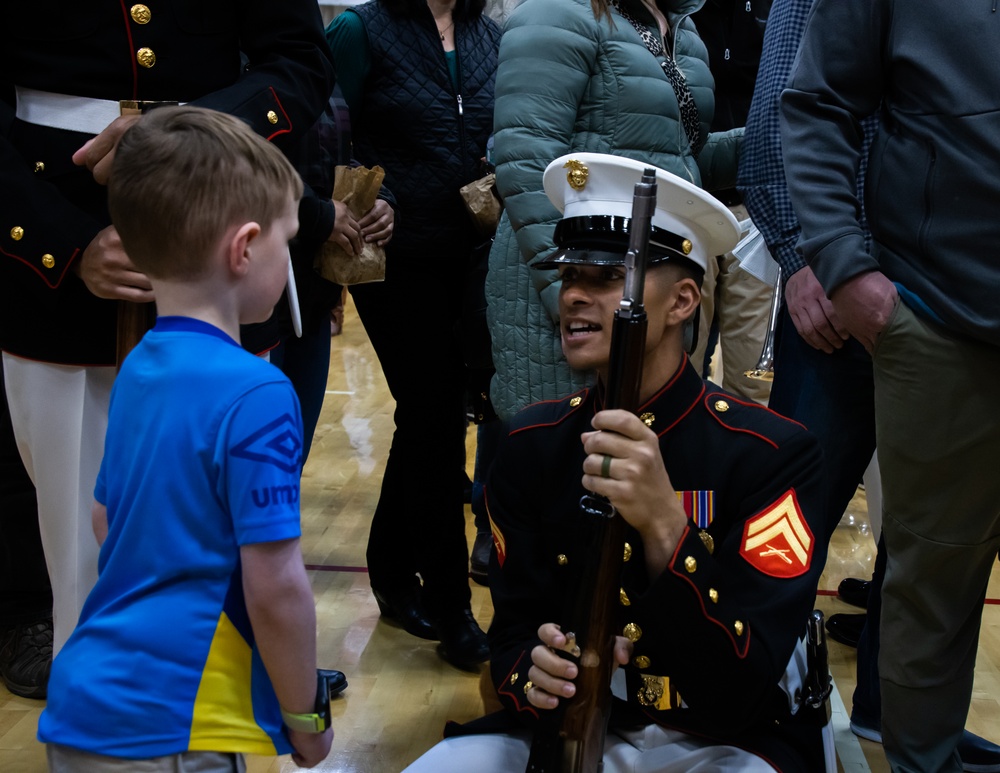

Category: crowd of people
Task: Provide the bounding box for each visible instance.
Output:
[1,0,998,771]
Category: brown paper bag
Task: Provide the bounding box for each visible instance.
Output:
[460,173,502,238]
[316,164,387,285]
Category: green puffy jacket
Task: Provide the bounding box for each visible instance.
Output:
[486,0,741,420]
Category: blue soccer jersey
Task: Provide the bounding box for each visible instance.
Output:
[39,317,303,758]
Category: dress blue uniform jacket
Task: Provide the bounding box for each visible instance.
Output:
[0,0,334,365]
[479,356,828,772]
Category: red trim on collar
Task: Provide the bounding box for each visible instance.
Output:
[509,388,590,436]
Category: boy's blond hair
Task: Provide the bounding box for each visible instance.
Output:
[108,106,304,279]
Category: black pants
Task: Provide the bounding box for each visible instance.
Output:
[350,254,471,617]
[0,363,52,625]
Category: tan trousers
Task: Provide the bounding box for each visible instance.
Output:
[690,205,774,404]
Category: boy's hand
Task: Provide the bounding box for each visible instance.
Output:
[526,624,631,710]
[358,199,394,247]
[288,726,333,768]
[74,226,154,302]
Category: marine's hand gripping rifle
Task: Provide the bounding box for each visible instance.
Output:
[525,169,658,773]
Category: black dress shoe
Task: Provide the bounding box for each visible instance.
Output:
[373,586,439,640]
[0,617,52,700]
[837,577,872,609]
[470,532,492,587]
[825,612,866,648]
[324,669,348,697]
[435,610,489,671]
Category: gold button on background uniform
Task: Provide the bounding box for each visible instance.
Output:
[510,672,518,684]
[734,620,744,636]
[639,412,655,427]
[633,655,650,669]
[684,556,697,573]
[130,4,151,23]
[623,542,632,562]
[714,400,730,412]
[41,254,55,269]
[34,162,45,173]
[10,227,24,241]
[619,588,630,606]
[569,396,582,407]
[556,554,568,566]
[137,47,156,68]
[267,110,279,124]
[623,622,642,642]
[709,588,719,603]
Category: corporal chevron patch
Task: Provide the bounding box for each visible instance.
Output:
[740,490,813,578]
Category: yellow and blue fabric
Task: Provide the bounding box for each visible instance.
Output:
[38,317,303,757]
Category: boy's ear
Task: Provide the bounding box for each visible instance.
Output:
[226,222,262,276]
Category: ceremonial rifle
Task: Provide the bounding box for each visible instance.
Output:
[526,169,657,773]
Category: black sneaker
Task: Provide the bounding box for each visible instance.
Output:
[0,616,53,699]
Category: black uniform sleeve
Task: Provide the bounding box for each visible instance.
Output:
[624,425,827,732]
[189,0,335,156]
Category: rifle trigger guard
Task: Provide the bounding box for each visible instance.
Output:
[579,494,616,518]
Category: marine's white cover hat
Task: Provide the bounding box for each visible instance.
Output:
[536,152,741,273]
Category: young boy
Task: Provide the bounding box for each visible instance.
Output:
[37,106,333,771]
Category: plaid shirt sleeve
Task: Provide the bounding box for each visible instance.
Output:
[738,0,874,282]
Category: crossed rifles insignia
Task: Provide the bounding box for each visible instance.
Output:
[739,490,814,578]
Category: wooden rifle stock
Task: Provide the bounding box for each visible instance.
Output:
[525,170,658,773]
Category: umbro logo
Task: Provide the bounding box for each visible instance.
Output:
[230,413,302,474]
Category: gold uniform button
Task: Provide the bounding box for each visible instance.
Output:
[623,622,642,643]
[556,554,568,566]
[569,396,582,407]
[714,400,730,413]
[619,588,630,607]
[681,238,693,255]
[709,588,719,603]
[41,254,55,269]
[136,47,156,68]
[267,110,279,125]
[34,162,45,173]
[698,530,715,554]
[523,680,533,694]
[684,556,697,573]
[623,542,632,562]
[10,226,24,241]
[734,620,744,636]
[510,672,518,684]
[130,4,151,23]
[639,411,655,427]
[633,655,650,669]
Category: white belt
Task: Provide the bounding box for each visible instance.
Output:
[15,86,181,135]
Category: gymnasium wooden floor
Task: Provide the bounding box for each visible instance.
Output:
[2,297,998,773]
